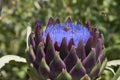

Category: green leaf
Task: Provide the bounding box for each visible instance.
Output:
[26,26,31,50]
[99,58,108,75]
[106,60,120,67]
[112,67,120,80]
[0,55,26,69]
[80,74,91,80]
[105,67,115,75]
[27,66,39,80]
[56,69,72,80]
[105,59,120,75]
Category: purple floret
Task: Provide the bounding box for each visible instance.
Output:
[43,23,90,47]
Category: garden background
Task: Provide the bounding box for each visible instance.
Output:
[0,0,120,80]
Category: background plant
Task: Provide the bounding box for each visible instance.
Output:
[0,0,120,80]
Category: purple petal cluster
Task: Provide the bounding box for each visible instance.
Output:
[27,17,107,80]
[43,21,90,47]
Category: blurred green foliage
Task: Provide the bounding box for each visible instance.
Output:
[0,0,120,80]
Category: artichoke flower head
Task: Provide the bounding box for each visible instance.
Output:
[27,17,107,80]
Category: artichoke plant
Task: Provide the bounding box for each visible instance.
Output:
[26,17,107,80]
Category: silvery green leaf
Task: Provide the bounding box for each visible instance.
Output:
[105,60,120,80]
[112,67,120,80]
[0,55,26,69]
[107,60,120,67]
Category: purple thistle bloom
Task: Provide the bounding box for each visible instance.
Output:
[43,23,90,47]
[26,17,107,80]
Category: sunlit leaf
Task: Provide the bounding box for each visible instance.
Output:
[0,55,26,69]
[26,26,31,50]
[107,60,120,67]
